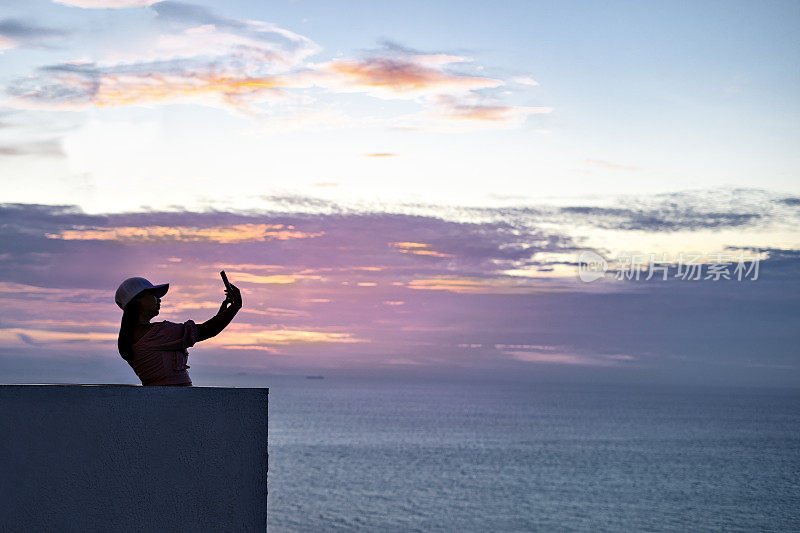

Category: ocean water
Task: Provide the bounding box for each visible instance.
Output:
[265,377,800,532]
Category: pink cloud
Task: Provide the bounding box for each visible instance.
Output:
[317,54,502,97]
[1,199,791,384]
[4,6,547,130]
[45,224,324,243]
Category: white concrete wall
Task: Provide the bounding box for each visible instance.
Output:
[0,385,268,532]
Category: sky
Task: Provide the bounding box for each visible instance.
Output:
[0,0,798,386]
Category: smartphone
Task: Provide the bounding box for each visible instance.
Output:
[220,270,232,291]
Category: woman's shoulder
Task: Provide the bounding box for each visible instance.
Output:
[139,320,168,330]
[132,323,155,345]
[133,320,169,345]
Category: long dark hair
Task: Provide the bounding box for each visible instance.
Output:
[118,297,142,361]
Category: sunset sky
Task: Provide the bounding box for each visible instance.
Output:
[1,1,798,386]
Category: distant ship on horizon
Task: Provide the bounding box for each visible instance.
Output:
[305,375,324,380]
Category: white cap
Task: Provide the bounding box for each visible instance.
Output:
[115,277,169,310]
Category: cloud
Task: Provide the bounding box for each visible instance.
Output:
[7,61,303,113]
[506,350,618,366]
[0,198,583,293]
[1,189,797,384]
[436,99,551,122]
[206,325,369,351]
[16,332,39,345]
[0,35,15,52]
[44,223,324,243]
[559,205,761,231]
[390,241,453,258]
[223,272,323,285]
[4,6,548,129]
[149,1,322,67]
[512,75,540,87]
[407,275,548,295]
[0,203,102,233]
[0,18,69,51]
[431,93,550,123]
[316,54,501,98]
[6,3,322,112]
[311,48,550,129]
[557,189,766,231]
[53,0,159,7]
[392,93,552,131]
[0,139,63,157]
[0,327,115,346]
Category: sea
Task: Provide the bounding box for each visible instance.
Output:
[264,376,800,532]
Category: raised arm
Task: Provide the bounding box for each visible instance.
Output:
[197,283,243,342]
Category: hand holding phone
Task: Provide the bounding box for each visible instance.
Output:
[219,270,242,309]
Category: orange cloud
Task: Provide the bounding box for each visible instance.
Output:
[204,327,369,350]
[218,345,282,353]
[1,319,120,329]
[92,73,286,108]
[393,94,552,131]
[365,153,397,158]
[0,327,116,346]
[214,264,285,270]
[392,242,428,248]
[436,100,552,121]
[240,307,311,318]
[7,69,298,113]
[229,272,323,285]
[406,276,545,294]
[320,55,502,97]
[45,224,324,243]
[7,7,321,113]
[390,241,452,258]
[5,3,549,133]
[7,26,547,131]
[158,300,222,312]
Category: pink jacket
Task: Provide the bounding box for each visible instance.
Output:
[128,320,198,386]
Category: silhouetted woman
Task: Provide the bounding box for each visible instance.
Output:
[115,277,242,386]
